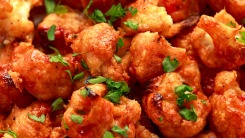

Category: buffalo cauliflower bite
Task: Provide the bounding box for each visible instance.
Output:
[143,72,211,137]
[192,10,245,69]
[210,71,245,137]
[121,0,173,36]
[63,84,142,138]
[135,123,159,138]
[5,101,52,138]
[11,42,73,100]
[71,23,129,82]
[0,0,34,44]
[129,31,186,84]
[37,12,94,55]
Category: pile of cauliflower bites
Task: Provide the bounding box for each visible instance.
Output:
[0,0,244,138]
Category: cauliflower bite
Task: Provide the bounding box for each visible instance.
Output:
[143,72,211,137]
[192,10,245,69]
[121,0,173,36]
[135,123,159,138]
[63,84,142,138]
[11,42,73,100]
[37,12,94,55]
[71,23,129,82]
[5,101,52,138]
[129,31,186,84]
[210,71,245,137]
[0,0,34,44]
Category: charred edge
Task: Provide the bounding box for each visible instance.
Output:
[152,93,163,110]
[85,87,98,98]
[181,15,200,28]
[3,73,15,86]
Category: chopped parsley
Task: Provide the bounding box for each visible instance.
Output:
[87,76,130,104]
[87,76,107,84]
[162,56,179,72]
[44,0,68,14]
[179,105,197,122]
[226,21,236,28]
[91,9,107,23]
[105,4,126,24]
[159,116,163,122]
[128,6,138,16]
[28,113,46,123]
[175,84,196,107]
[103,131,114,138]
[201,100,207,105]
[113,55,122,63]
[112,125,128,137]
[124,20,138,30]
[63,119,69,130]
[81,60,89,70]
[70,114,83,124]
[47,25,56,41]
[80,89,88,98]
[0,129,17,138]
[73,72,85,81]
[236,31,245,44]
[72,53,80,57]
[49,46,69,66]
[51,98,64,112]
[116,38,124,53]
[83,0,93,16]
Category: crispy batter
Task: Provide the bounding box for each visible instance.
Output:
[143,73,211,137]
[210,71,245,137]
[11,42,73,100]
[71,23,129,82]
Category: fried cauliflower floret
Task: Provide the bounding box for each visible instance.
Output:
[6,101,52,138]
[209,71,245,138]
[63,84,141,138]
[11,42,73,100]
[192,10,245,69]
[143,73,211,137]
[135,123,159,138]
[0,0,34,44]
[37,12,94,55]
[158,0,200,22]
[121,0,173,36]
[71,23,129,82]
[129,31,186,84]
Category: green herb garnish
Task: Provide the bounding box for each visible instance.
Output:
[91,9,107,23]
[103,131,114,138]
[47,25,56,41]
[81,60,89,70]
[0,129,17,138]
[113,55,122,63]
[226,21,236,28]
[175,84,196,107]
[105,4,126,23]
[87,76,107,84]
[70,114,83,124]
[80,89,88,98]
[128,6,138,16]
[112,125,128,137]
[162,56,179,72]
[236,31,245,44]
[49,46,69,66]
[116,38,124,53]
[28,113,46,123]
[179,105,197,122]
[44,0,68,14]
[51,98,64,112]
[124,20,138,30]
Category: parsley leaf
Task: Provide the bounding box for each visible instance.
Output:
[0,129,17,138]
[179,105,197,122]
[128,6,138,16]
[87,76,130,104]
[175,84,196,107]
[73,72,85,81]
[87,76,107,84]
[65,70,73,83]
[113,55,122,63]
[28,114,46,123]
[91,9,107,23]
[236,31,245,44]
[159,116,163,122]
[51,98,64,112]
[81,60,89,70]
[72,53,80,57]
[47,25,56,41]
[80,89,88,98]
[124,20,138,30]
[112,125,129,137]
[44,0,68,14]
[116,38,124,53]
[83,0,93,16]
[105,4,126,23]
[63,119,69,130]
[103,131,114,138]
[226,21,236,28]
[201,100,207,105]
[49,46,69,66]
[162,56,179,72]
[70,114,83,124]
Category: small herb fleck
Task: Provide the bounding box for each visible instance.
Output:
[124,20,138,30]
[47,25,56,41]
[70,114,83,124]
[51,98,64,112]
[28,113,46,123]
[162,56,179,72]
